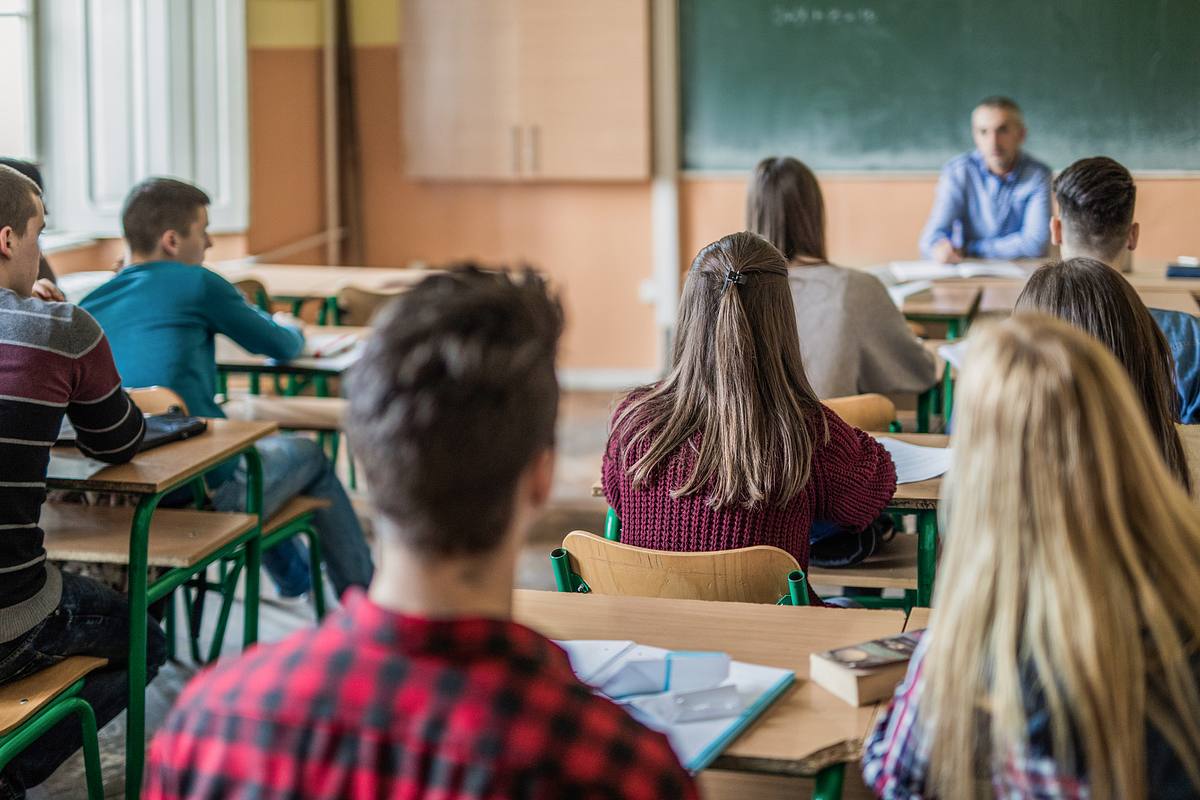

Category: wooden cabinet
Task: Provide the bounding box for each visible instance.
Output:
[403,0,650,181]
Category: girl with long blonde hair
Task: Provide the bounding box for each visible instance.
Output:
[863,314,1200,799]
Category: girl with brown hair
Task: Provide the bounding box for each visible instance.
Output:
[747,156,937,398]
[602,231,897,592]
[1014,257,1190,491]
[863,314,1200,798]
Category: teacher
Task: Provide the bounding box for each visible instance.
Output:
[919,96,1051,262]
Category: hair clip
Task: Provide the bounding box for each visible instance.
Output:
[722,269,746,291]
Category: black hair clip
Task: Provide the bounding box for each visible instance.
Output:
[722,268,746,291]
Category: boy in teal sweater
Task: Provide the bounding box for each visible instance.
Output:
[83,178,373,599]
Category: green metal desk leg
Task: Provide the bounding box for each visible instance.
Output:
[813,763,845,800]
[604,507,621,541]
[942,362,955,424]
[916,388,932,433]
[242,447,264,648]
[323,296,340,326]
[916,510,938,607]
[946,317,962,340]
[124,493,163,800]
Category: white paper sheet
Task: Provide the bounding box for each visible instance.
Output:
[886,279,934,308]
[873,436,953,483]
[936,339,969,371]
[889,259,1026,282]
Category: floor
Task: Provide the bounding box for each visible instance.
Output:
[29,390,620,798]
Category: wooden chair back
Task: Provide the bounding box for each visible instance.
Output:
[334,285,405,326]
[128,386,189,415]
[233,279,270,310]
[1177,423,1200,500]
[554,530,802,605]
[824,393,897,432]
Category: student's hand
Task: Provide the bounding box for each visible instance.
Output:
[32,279,66,302]
[272,311,304,330]
[932,239,964,264]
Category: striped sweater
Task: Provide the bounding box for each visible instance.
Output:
[603,403,896,586]
[0,289,145,642]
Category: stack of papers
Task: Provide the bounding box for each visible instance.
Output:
[873,437,953,483]
[889,260,1027,282]
[557,640,794,773]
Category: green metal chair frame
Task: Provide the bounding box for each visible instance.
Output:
[0,678,104,800]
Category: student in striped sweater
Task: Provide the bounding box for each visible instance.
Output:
[0,165,166,798]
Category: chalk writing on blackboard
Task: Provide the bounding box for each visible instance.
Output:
[771,6,879,26]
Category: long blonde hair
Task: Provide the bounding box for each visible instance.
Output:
[612,231,824,508]
[922,313,1200,799]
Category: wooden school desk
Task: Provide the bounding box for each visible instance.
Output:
[211,262,435,323]
[513,590,908,783]
[901,286,981,339]
[44,419,276,798]
[215,326,369,382]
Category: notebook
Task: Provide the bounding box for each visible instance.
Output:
[59,412,208,452]
[557,640,795,773]
[872,437,952,483]
[889,260,1027,282]
[302,332,359,358]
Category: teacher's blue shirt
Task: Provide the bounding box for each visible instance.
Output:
[1149,307,1200,424]
[919,150,1052,260]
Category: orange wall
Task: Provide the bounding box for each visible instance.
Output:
[681,176,1200,271]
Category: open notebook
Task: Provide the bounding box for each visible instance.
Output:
[301,332,360,358]
[557,640,794,773]
[888,259,1027,282]
[872,437,953,483]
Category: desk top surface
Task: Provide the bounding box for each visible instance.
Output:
[47,418,277,494]
[512,589,908,774]
[212,262,438,298]
[901,285,981,318]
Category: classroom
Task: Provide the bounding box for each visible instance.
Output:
[0,0,1199,798]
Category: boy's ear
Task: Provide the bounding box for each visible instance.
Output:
[1127,221,1140,252]
[1049,216,1063,247]
[0,226,13,259]
[160,230,179,258]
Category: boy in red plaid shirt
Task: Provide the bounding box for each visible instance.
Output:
[143,268,698,799]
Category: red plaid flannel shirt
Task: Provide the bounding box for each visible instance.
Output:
[144,591,698,799]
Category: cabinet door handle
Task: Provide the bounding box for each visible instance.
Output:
[528,125,540,175]
[511,126,522,175]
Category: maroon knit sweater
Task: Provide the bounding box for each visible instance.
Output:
[602,403,897,582]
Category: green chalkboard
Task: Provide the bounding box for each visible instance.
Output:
[681,0,1200,171]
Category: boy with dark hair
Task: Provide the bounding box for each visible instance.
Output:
[81,177,373,602]
[0,164,164,798]
[143,268,698,800]
[1051,155,1200,422]
[0,156,64,301]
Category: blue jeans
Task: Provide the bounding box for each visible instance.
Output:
[0,571,167,799]
[210,435,374,598]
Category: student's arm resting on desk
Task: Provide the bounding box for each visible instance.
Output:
[852,273,939,395]
[812,406,897,530]
[67,315,145,463]
[861,637,933,798]
[201,268,305,360]
[918,163,966,258]
[966,169,1051,260]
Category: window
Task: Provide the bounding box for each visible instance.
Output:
[0,0,36,160]
[37,0,248,235]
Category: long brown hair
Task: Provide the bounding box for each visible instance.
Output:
[746,157,828,263]
[923,314,1200,800]
[613,232,824,509]
[1014,257,1190,491]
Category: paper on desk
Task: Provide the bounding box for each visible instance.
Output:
[936,339,969,371]
[47,453,109,482]
[889,260,1026,282]
[302,332,359,358]
[874,437,953,483]
[886,279,934,307]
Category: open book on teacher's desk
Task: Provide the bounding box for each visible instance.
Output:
[888,260,1027,282]
[557,640,794,773]
[872,437,952,484]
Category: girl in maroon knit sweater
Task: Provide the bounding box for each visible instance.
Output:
[603,232,897,593]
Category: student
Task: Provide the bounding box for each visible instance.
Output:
[919,96,1051,262]
[0,157,64,302]
[1015,258,1191,490]
[142,268,698,799]
[81,177,373,601]
[0,165,165,798]
[603,232,896,590]
[747,156,937,398]
[863,314,1200,798]
[1051,155,1200,423]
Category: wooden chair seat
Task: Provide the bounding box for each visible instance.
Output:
[222,395,345,431]
[41,504,257,569]
[263,496,330,535]
[823,393,897,432]
[808,534,919,591]
[556,530,802,605]
[0,656,107,736]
